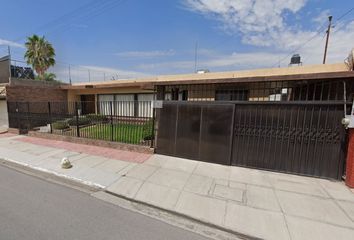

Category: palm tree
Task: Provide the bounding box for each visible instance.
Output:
[24,35,56,80]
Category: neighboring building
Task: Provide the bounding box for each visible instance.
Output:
[0,85,8,129]
[0,55,10,129]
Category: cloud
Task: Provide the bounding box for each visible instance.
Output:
[183,0,308,45]
[0,38,24,48]
[136,20,354,74]
[115,49,176,58]
[312,9,331,24]
[181,0,354,70]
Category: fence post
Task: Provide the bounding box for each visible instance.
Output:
[16,101,20,131]
[150,103,155,148]
[48,102,52,134]
[110,101,113,141]
[75,102,80,137]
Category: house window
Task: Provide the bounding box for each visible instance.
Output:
[215,89,249,101]
[169,88,188,101]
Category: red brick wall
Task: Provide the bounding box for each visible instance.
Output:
[6,84,67,102]
[346,129,354,188]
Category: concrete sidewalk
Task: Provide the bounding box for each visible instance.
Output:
[1,134,354,239]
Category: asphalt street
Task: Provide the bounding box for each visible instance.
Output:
[0,165,211,240]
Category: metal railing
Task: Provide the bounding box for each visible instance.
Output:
[159,79,354,103]
[7,101,155,147]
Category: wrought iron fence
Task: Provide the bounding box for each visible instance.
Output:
[158,79,354,104]
[7,101,155,147]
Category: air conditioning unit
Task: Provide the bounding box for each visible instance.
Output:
[345,48,354,71]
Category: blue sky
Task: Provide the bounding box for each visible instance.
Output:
[0,0,354,82]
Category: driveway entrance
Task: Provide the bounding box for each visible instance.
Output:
[156,101,347,180]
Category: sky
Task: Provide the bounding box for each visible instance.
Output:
[0,0,354,82]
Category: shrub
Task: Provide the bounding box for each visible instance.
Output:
[142,119,154,141]
[67,116,91,126]
[52,121,69,130]
[85,114,108,123]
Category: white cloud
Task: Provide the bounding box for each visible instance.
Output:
[180,0,354,71]
[115,49,176,58]
[0,38,24,48]
[136,20,354,74]
[183,0,308,46]
[312,9,331,24]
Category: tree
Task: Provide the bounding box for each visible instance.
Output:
[24,35,56,80]
[36,72,57,81]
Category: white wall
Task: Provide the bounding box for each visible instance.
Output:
[0,100,8,128]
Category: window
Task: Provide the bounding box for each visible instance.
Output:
[215,89,249,101]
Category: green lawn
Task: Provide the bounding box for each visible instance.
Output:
[80,122,153,144]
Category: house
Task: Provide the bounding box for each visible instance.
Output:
[62,62,352,102]
[6,60,354,180]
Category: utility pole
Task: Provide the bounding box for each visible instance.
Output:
[323,15,333,64]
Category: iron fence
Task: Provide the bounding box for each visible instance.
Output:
[9,59,136,84]
[8,101,155,147]
[158,79,354,104]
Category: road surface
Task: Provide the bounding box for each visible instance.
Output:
[0,165,211,240]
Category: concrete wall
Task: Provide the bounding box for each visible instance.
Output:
[0,100,8,128]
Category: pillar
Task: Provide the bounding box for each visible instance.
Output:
[346,129,354,188]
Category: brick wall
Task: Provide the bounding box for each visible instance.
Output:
[6,81,67,102]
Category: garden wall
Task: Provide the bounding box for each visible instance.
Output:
[6,79,68,102]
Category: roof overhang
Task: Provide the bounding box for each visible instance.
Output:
[153,71,354,86]
[60,63,354,90]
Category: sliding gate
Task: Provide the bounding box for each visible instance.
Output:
[156,101,347,179]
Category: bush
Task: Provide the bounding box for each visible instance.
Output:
[52,121,69,130]
[67,116,91,126]
[85,114,108,123]
[142,119,154,141]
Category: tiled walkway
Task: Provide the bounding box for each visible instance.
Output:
[1,134,354,240]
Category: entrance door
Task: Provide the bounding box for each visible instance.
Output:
[156,102,234,165]
[80,95,95,114]
[231,102,346,179]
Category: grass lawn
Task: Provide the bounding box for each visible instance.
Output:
[80,122,153,144]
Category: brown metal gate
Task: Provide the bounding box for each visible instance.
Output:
[156,101,347,179]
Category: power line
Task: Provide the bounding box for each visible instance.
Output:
[333,17,354,34]
[336,7,354,22]
[43,0,126,37]
[12,0,108,43]
[271,23,328,67]
[12,0,126,43]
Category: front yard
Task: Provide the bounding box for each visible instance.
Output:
[80,122,153,144]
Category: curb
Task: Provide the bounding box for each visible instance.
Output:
[0,157,258,240]
[104,190,260,240]
[0,158,104,192]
